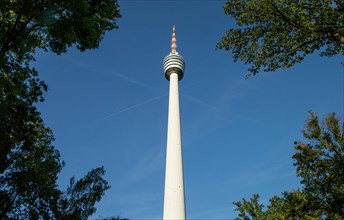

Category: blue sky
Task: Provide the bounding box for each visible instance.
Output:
[35,0,343,219]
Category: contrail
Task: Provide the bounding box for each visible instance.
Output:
[181,94,215,110]
[93,79,203,123]
[107,69,158,91]
[63,57,158,91]
[93,94,167,123]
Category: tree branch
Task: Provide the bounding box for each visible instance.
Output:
[267,0,302,28]
[0,15,35,57]
[0,14,22,57]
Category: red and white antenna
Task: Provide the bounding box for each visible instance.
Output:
[171,25,177,53]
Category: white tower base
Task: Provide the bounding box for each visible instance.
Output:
[163,72,186,220]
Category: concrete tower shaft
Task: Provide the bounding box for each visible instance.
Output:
[163,25,186,220]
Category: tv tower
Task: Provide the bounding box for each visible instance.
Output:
[162,25,186,220]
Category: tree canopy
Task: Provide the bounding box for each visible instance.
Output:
[233,112,344,219]
[217,0,344,76]
[0,0,120,58]
[1,0,120,218]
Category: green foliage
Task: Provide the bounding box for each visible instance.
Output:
[0,0,121,58]
[234,194,266,220]
[293,112,344,219]
[234,191,321,220]
[217,0,344,76]
[233,112,344,219]
[59,167,111,219]
[0,55,56,218]
[0,120,63,219]
[267,190,322,219]
[0,0,120,218]
[0,65,47,168]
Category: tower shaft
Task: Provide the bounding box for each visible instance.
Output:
[163,72,186,220]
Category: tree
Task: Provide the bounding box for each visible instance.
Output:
[0,113,111,219]
[293,112,344,218]
[0,0,121,58]
[58,167,111,219]
[0,114,111,218]
[233,112,344,219]
[217,0,344,76]
[1,0,121,218]
[0,120,63,219]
